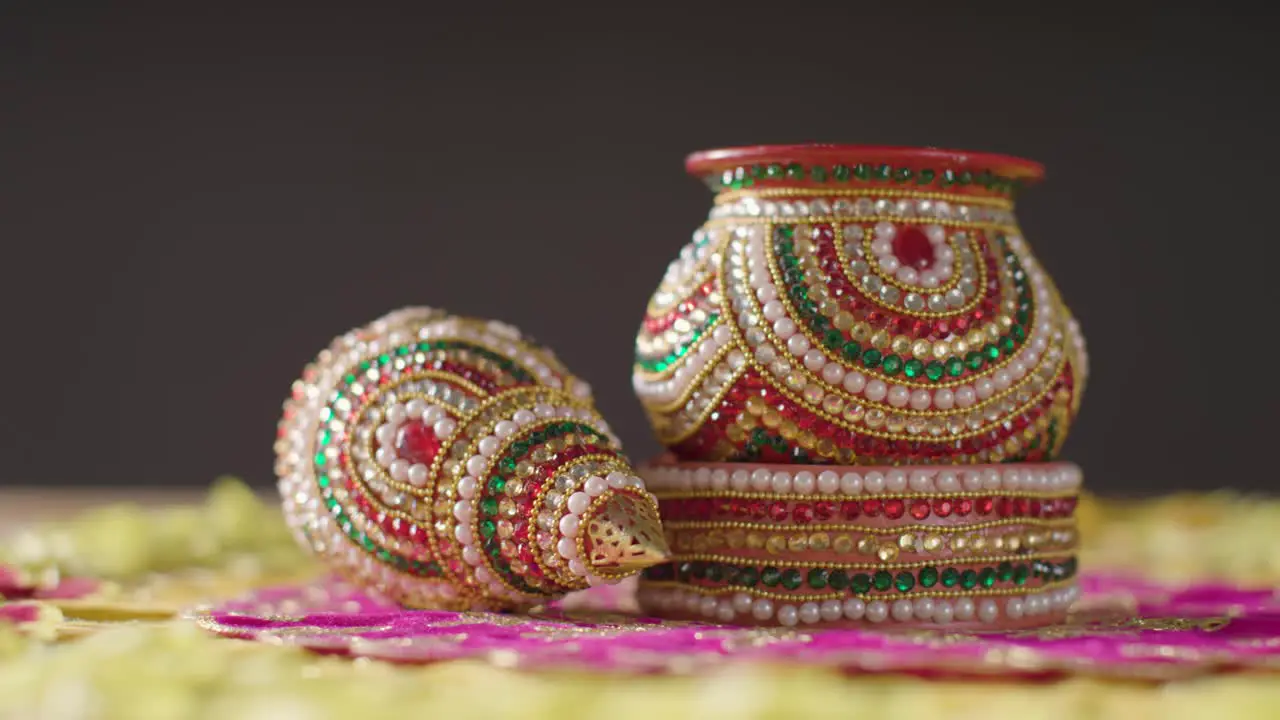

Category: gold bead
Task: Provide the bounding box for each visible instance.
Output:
[857,536,878,555]
[952,536,968,553]
[912,339,932,357]
[746,532,765,550]
[833,535,855,554]
[967,329,986,349]
[706,530,726,549]
[787,534,808,552]
[971,535,988,553]
[923,534,943,552]
[1004,535,1022,553]
[870,330,891,349]
[766,535,787,554]
[837,447,857,464]
[726,424,747,443]
[745,395,767,416]
[822,395,845,415]
[762,409,782,429]
[843,404,865,423]
[891,335,912,355]
[735,411,756,429]
[932,341,950,360]
[726,529,746,550]
[785,373,807,391]
[851,323,871,343]
[692,534,708,553]
[897,533,916,550]
[820,299,841,317]
[808,532,831,551]
[779,420,799,441]
[816,438,837,457]
[877,545,899,562]
[834,312,855,331]
[951,338,968,356]
[992,535,1005,551]
[797,430,817,449]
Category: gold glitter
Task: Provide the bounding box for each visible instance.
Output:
[745,532,766,550]
[808,532,831,551]
[923,534,943,552]
[898,533,916,551]
[833,535,855,554]
[877,545,900,562]
[765,535,787,554]
[857,537,878,555]
[787,534,809,552]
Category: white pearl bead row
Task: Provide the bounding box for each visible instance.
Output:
[452,404,625,595]
[865,222,958,291]
[633,321,748,407]
[638,582,1079,627]
[709,196,1016,227]
[652,229,719,310]
[640,463,1083,495]
[414,316,593,401]
[733,224,1061,417]
[552,473,649,587]
[366,399,458,488]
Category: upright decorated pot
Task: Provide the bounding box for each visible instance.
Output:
[633,145,1088,466]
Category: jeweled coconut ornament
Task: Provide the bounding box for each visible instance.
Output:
[277,308,669,610]
[634,145,1089,466]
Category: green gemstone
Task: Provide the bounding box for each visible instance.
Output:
[824,329,845,349]
[958,170,973,185]
[761,567,782,587]
[853,163,871,181]
[941,568,960,587]
[904,358,925,379]
[1016,309,1029,326]
[833,164,852,181]
[1000,336,1016,354]
[785,163,805,179]
[984,343,1000,362]
[781,569,803,590]
[946,357,964,377]
[881,354,903,376]
[313,452,327,467]
[941,169,957,186]
[751,164,766,179]
[396,345,411,356]
[894,572,915,593]
[736,567,760,586]
[965,351,984,372]
[874,164,893,181]
[488,476,506,494]
[1012,324,1026,342]
[500,457,517,473]
[873,570,893,592]
[377,353,390,365]
[811,314,828,331]
[810,165,828,182]
[917,169,936,185]
[861,348,882,369]
[919,566,938,588]
[317,474,330,488]
[480,497,498,516]
[529,430,546,445]
[842,341,861,362]
[894,167,913,183]
[925,361,945,382]
[997,562,1014,582]
[960,569,978,590]
[479,520,496,539]
[851,573,872,594]
[776,225,795,240]
[979,568,996,588]
[706,564,725,583]
[511,440,529,457]
[766,163,784,178]
[828,569,850,591]
[807,568,830,589]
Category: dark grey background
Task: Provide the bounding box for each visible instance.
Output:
[2,6,1274,494]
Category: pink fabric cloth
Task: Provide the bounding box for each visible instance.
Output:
[198,574,1280,679]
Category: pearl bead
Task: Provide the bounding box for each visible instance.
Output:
[933,388,954,410]
[474,567,492,583]
[786,334,810,357]
[730,470,750,491]
[862,471,885,493]
[465,455,488,477]
[752,599,775,621]
[375,424,397,447]
[493,420,518,438]
[512,409,537,425]
[887,385,910,407]
[773,317,796,338]
[994,370,1013,390]
[798,602,822,624]
[607,471,628,489]
[777,605,799,627]
[423,406,445,425]
[386,404,407,425]
[567,559,588,577]
[982,469,1002,490]
[792,471,816,494]
[750,469,772,491]
[908,471,934,492]
[432,418,456,439]
[865,601,889,623]
[885,470,907,493]
[584,476,608,496]
[978,599,999,623]
[954,386,976,408]
[803,349,826,371]
[896,267,919,285]
[841,472,863,494]
[556,537,577,559]
[865,380,887,401]
[452,501,471,522]
[1028,596,1049,615]
[843,598,866,620]
[716,602,736,622]
[891,599,914,622]
[1005,598,1024,619]
[710,469,729,490]
[732,593,753,613]
[477,436,500,457]
[822,362,845,385]
[954,598,975,621]
[462,547,481,566]
[567,492,591,515]
[375,447,396,468]
[843,371,867,393]
[762,300,785,321]
[389,460,409,482]
[912,597,935,619]
[931,471,957,493]
[454,525,473,544]
[457,475,477,499]
[962,471,983,492]
[770,472,793,493]
[909,389,931,410]
[407,464,429,487]
[559,514,580,537]
[820,600,844,622]
[874,222,896,239]
[404,399,427,419]
[975,378,995,400]
[932,601,953,625]
[816,471,840,494]
[700,597,718,617]
[1003,469,1021,490]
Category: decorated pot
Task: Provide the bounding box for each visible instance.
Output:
[633,145,1088,466]
[276,309,669,611]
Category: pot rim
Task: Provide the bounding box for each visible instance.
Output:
[686,144,1044,183]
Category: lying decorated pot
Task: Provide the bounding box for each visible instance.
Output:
[633,145,1088,466]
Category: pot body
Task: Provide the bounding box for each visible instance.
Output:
[633,145,1087,466]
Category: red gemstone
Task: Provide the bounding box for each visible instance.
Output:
[395,420,442,466]
[792,504,814,524]
[1015,498,1031,516]
[884,499,905,519]
[933,499,953,517]
[749,500,768,520]
[909,499,930,520]
[892,226,936,270]
[997,498,1014,518]
[691,499,713,520]
[977,497,994,515]
[956,498,973,516]
[814,501,836,521]
[769,502,789,522]
[862,499,883,517]
[1029,499,1043,517]
[842,501,861,520]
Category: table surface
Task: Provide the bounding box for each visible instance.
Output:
[0,487,225,526]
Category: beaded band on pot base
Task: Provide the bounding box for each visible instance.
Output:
[637,459,1081,629]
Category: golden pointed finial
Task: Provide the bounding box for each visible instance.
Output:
[582,490,670,577]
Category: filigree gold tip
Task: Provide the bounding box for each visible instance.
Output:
[583,492,670,575]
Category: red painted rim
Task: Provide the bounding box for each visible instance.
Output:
[685,144,1044,182]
